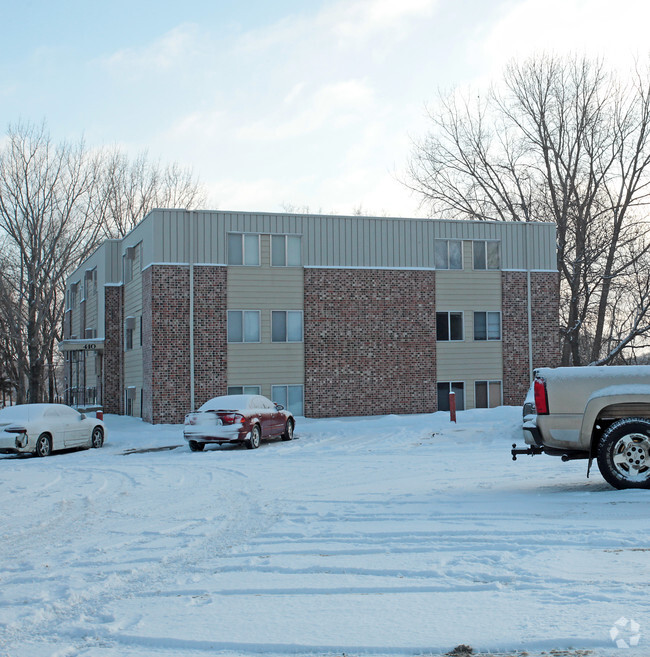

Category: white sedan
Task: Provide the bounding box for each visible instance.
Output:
[0,404,105,457]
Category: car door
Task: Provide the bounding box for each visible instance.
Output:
[60,407,88,447]
[42,407,69,450]
[261,397,284,436]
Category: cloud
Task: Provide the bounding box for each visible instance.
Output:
[101,23,203,77]
[329,0,439,43]
[237,0,439,55]
[236,79,376,141]
[169,109,228,141]
[478,0,650,79]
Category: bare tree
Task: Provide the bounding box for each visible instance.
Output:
[407,55,650,365]
[98,148,206,238]
[0,122,209,403]
[0,122,105,402]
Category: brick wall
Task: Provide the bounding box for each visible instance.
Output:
[103,286,123,415]
[142,265,227,424]
[143,266,191,424]
[142,269,153,422]
[193,266,227,408]
[531,272,560,370]
[502,271,560,406]
[304,268,437,417]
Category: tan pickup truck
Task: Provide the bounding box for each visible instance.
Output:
[511,365,650,489]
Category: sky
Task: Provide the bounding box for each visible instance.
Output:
[2,0,650,218]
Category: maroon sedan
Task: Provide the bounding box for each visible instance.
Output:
[183,394,295,451]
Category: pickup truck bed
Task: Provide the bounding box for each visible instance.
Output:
[512,365,650,489]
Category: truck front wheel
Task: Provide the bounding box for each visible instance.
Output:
[597,418,650,489]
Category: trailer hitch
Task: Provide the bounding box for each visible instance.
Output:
[511,444,543,461]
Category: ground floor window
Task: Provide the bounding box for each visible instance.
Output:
[437,381,465,411]
[475,380,502,408]
[227,385,261,395]
[271,384,304,416]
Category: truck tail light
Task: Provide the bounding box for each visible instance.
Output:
[533,378,549,415]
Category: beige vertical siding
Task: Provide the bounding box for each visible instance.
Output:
[435,245,503,408]
[123,243,144,415]
[226,240,304,397]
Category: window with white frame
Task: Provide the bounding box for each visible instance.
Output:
[125,316,135,351]
[434,240,462,270]
[68,282,79,309]
[271,235,302,266]
[271,384,304,416]
[474,311,501,341]
[437,382,465,411]
[228,233,260,266]
[227,310,260,343]
[84,269,97,298]
[436,312,463,341]
[271,311,303,342]
[123,246,136,283]
[473,240,500,270]
[475,380,502,408]
[227,385,262,395]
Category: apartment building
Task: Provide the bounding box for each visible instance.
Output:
[60,210,559,424]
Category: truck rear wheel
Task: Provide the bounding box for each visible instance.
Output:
[597,418,650,489]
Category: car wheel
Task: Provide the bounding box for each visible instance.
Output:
[188,440,205,452]
[597,418,650,489]
[247,424,261,449]
[281,419,294,441]
[91,426,104,449]
[35,433,52,457]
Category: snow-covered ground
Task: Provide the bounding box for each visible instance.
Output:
[1,407,648,657]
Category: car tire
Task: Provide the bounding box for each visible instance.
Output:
[35,433,52,457]
[188,440,205,452]
[91,426,104,449]
[597,417,650,489]
[247,424,261,449]
[281,419,294,441]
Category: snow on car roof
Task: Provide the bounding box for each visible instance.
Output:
[0,403,58,421]
[197,395,268,412]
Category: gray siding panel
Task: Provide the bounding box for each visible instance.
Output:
[66,211,557,353]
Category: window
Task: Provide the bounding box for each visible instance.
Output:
[85,328,97,339]
[434,240,462,270]
[474,312,501,341]
[227,385,261,395]
[475,381,502,408]
[271,311,303,342]
[437,382,465,411]
[271,384,304,416]
[84,269,97,298]
[227,310,260,342]
[271,235,302,266]
[228,233,260,266]
[123,246,135,283]
[68,283,79,309]
[473,240,500,270]
[436,312,463,341]
[125,317,135,351]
